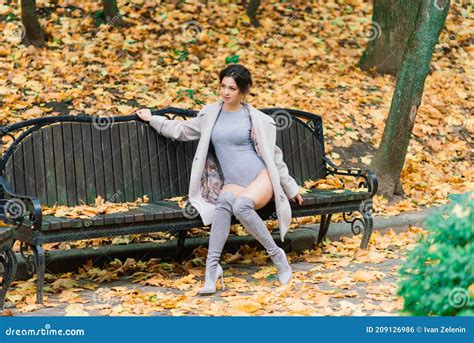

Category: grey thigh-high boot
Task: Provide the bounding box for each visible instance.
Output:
[198,191,237,294]
[233,196,292,285]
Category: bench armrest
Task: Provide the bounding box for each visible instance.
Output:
[323,157,378,197]
[0,177,42,230]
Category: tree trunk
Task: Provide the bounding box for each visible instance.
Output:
[102,0,125,26]
[21,0,45,48]
[246,0,261,27]
[358,0,422,76]
[370,0,450,198]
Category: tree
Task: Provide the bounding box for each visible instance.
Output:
[21,0,45,48]
[102,0,126,27]
[246,0,261,28]
[358,0,422,76]
[20,0,126,49]
[370,0,450,197]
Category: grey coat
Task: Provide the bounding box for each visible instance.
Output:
[149,99,299,242]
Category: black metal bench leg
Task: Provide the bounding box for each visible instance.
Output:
[32,244,45,304]
[175,230,188,261]
[317,214,332,244]
[0,249,17,310]
[360,201,374,249]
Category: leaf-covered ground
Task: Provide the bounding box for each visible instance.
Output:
[5,228,425,316]
[0,1,471,214]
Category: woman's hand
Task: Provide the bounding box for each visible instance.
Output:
[290,193,304,205]
[135,108,152,122]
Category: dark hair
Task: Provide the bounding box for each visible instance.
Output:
[218,64,253,95]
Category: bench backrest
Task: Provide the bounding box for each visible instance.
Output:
[1,108,326,207]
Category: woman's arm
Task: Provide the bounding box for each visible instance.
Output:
[137,107,205,141]
[274,144,300,199]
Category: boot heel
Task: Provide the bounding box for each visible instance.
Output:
[198,264,225,295]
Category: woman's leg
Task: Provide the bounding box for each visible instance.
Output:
[205,191,236,270]
[232,169,292,284]
[200,184,244,292]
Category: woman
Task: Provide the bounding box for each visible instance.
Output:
[135,64,304,295]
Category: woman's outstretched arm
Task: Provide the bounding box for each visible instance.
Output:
[136,107,205,141]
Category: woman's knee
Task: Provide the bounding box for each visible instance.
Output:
[215,191,237,211]
[232,196,255,217]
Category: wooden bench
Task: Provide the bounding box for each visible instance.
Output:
[0,227,17,310]
[0,107,377,304]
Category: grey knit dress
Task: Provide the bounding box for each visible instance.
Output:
[210,105,266,187]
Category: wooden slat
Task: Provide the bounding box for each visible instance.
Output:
[62,123,78,206]
[165,138,179,196]
[43,216,65,231]
[102,213,118,226]
[52,124,68,204]
[110,123,124,203]
[4,158,15,193]
[156,134,171,199]
[288,125,302,183]
[312,131,325,179]
[119,123,134,202]
[141,203,166,220]
[72,123,87,205]
[122,210,136,224]
[151,201,182,219]
[100,126,115,202]
[281,126,295,182]
[91,125,106,200]
[303,128,319,180]
[100,127,118,201]
[137,206,156,221]
[70,218,84,228]
[173,142,185,195]
[42,126,57,206]
[146,125,161,201]
[12,144,26,196]
[90,215,105,227]
[123,208,145,222]
[82,123,97,205]
[22,135,36,197]
[110,212,125,225]
[32,131,47,203]
[296,123,310,184]
[137,122,152,202]
[128,122,143,200]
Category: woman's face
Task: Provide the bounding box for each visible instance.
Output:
[219,76,242,104]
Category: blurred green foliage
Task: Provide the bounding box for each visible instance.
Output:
[397,192,473,316]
